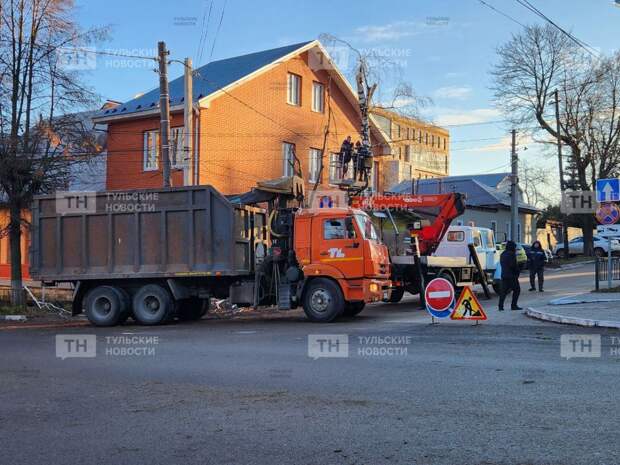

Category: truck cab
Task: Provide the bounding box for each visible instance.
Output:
[293,207,391,320]
[434,225,499,273]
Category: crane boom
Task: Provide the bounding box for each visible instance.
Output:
[350,192,466,256]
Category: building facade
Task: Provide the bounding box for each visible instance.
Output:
[96,41,389,196]
[371,108,450,191]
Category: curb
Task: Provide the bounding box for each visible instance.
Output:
[525,307,620,329]
[547,260,595,272]
[549,296,620,306]
[0,315,27,322]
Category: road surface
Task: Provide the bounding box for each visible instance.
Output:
[1,263,618,465]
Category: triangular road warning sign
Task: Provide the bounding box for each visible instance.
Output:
[451,286,487,320]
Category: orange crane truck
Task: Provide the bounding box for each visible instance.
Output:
[351,192,478,303]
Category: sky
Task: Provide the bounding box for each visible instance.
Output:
[73,0,620,181]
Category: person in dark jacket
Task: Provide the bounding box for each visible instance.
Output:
[339,136,353,177]
[528,240,546,292]
[498,240,522,311]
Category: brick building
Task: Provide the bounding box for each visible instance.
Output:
[94,40,389,195]
[371,107,450,191]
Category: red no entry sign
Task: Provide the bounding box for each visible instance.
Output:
[425,278,455,318]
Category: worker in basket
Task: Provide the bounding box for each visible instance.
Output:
[339,136,353,177]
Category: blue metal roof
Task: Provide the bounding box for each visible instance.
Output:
[97,41,314,119]
[389,175,539,212]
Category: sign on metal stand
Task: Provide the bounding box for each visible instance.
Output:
[595,178,620,289]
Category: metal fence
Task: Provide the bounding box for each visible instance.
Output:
[595,257,620,290]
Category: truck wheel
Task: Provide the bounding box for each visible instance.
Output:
[132,284,175,325]
[303,278,344,322]
[343,301,365,317]
[177,298,208,321]
[385,287,405,303]
[112,287,131,324]
[85,286,124,327]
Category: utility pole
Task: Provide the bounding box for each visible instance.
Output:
[510,129,519,242]
[158,41,172,187]
[554,89,569,257]
[183,57,193,186]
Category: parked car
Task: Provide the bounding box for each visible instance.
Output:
[492,242,528,294]
[553,235,620,257]
[497,242,527,268]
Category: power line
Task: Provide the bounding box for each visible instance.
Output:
[514,0,599,57]
[196,0,213,65]
[209,0,227,62]
[477,0,527,28]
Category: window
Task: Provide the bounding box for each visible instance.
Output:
[287,73,301,106]
[170,127,185,168]
[418,131,422,143]
[517,223,522,242]
[311,81,324,112]
[491,221,497,233]
[404,145,411,163]
[443,138,447,150]
[328,152,341,184]
[398,146,402,160]
[324,218,356,240]
[282,142,295,176]
[143,130,159,171]
[447,231,464,242]
[473,231,482,247]
[354,214,378,241]
[485,230,495,248]
[143,127,186,171]
[394,124,401,139]
[431,134,435,146]
[309,148,322,183]
[408,164,412,178]
[425,132,429,145]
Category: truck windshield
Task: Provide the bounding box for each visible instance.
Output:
[354,214,378,241]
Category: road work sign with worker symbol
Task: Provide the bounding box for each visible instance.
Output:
[450,286,487,321]
[424,280,487,322]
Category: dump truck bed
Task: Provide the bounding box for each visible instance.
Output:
[29,186,266,282]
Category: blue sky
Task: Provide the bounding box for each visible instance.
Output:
[74,0,620,179]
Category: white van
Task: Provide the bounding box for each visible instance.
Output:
[434,226,499,274]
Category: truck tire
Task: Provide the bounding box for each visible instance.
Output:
[132,284,175,325]
[177,298,208,321]
[385,286,405,303]
[303,278,344,322]
[343,301,365,317]
[112,287,132,324]
[85,286,124,327]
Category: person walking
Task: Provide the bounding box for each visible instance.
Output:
[528,240,546,292]
[498,240,522,311]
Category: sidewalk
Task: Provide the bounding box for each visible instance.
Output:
[526,292,620,329]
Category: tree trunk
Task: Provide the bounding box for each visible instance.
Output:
[8,204,24,306]
[582,215,595,257]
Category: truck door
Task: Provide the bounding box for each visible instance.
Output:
[315,216,364,278]
[471,229,486,269]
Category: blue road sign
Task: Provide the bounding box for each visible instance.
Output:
[596,178,620,203]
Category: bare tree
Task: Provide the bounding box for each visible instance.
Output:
[0,0,106,304]
[520,160,553,208]
[491,24,620,255]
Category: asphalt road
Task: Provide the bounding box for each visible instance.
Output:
[2,263,619,465]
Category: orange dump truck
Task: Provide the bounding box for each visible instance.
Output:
[30,183,390,326]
